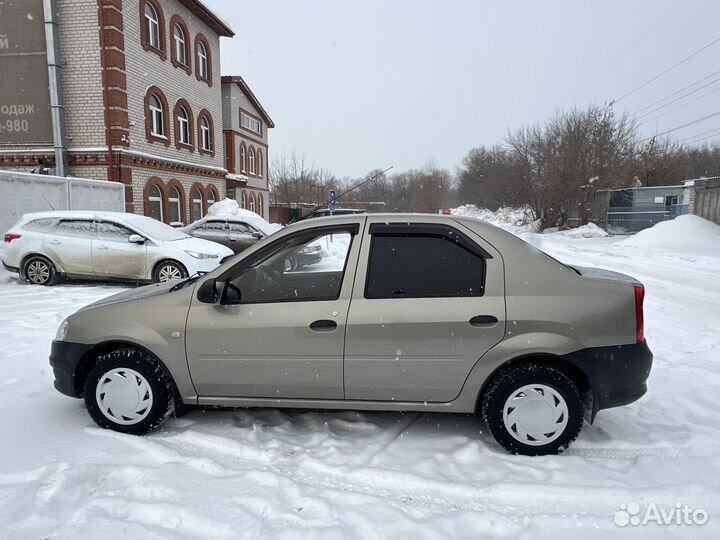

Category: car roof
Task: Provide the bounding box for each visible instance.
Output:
[21,210,143,221]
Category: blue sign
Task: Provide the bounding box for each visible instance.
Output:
[329,190,336,213]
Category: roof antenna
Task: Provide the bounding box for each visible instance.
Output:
[41,193,56,211]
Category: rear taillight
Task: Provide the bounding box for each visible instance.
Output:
[4,233,21,243]
[634,284,645,343]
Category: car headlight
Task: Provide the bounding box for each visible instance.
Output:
[55,318,70,341]
[185,250,218,260]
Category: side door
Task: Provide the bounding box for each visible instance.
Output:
[228,221,261,253]
[344,219,506,403]
[92,220,147,279]
[191,219,229,248]
[45,219,94,275]
[185,220,363,399]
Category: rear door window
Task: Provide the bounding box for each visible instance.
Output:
[56,220,94,237]
[365,232,486,298]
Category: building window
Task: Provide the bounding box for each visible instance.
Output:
[150,95,164,136]
[148,184,164,222]
[257,194,263,217]
[241,111,262,135]
[168,186,182,224]
[191,186,204,221]
[198,111,214,155]
[241,190,247,209]
[174,24,186,65]
[249,147,256,175]
[249,193,256,213]
[207,187,217,208]
[239,143,247,172]
[141,0,165,59]
[144,3,160,49]
[256,149,263,178]
[178,106,190,145]
[195,34,212,85]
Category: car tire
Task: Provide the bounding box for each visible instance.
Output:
[22,255,58,286]
[83,348,175,435]
[153,260,187,283]
[481,363,584,456]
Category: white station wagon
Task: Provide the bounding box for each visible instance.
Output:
[2,211,233,285]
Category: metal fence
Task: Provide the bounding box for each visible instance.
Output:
[605,204,689,235]
[0,170,124,234]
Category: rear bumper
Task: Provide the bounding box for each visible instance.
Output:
[565,340,653,420]
[2,260,18,273]
[49,340,93,398]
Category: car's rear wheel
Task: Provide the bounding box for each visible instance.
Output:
[481,363,584,455]
[22,255,58,286]
[153,260,187,283]
[83,348,175,434]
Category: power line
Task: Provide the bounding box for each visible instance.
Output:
[633,67,720,114]
[638,111,720,143]
[683,131,720,145]
[636,74,720,120]
[638,84,720,126]
[613,36,720,104]
[679,126,720,143]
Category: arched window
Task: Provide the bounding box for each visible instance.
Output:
[148,184,164,222]
[168,186,182,224]
[249,193,256,213]
[144,3,160,49]
[239,143,247,172]
[149,95,164,136]
[197,111,213,155]
[241,190,247,209]
[198,41,208,80]
[207,186,217,209]
[177,106,189,144]
[257,194,263,217]
[191,186,204,221]
[200,117,211,151]
[174,24,186,65]
[249,147,256,175]
[256,149,263,178]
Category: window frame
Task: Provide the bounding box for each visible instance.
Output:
[149,95,164,137]
[195,34,212,85]
[240,110,262,135]
[248,147,256,174]
[363,223,491,300]
[177,106,189,144]
[148,184,164,222]
[218,223,360,305]
[141,0,166,60]
[144,3,160,49]
[191,186,204,221]
[174,24,186,65]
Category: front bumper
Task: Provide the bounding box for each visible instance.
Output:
[49,340,93,398]
[565,340,653,421]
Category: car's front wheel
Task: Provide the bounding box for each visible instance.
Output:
[481,363,584,455]
[22,255,58,286]
[83,348,175,434]
[153,260,187,283]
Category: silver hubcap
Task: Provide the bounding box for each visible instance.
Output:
[502,384,569,446]
[26,260,50,284]
[95,368,153,425]
[158,264,182,282]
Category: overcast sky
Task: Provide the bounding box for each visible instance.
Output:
[205,0,720,178]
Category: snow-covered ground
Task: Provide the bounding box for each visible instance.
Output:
[1,210,719,539]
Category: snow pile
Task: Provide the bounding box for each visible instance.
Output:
[207,198,282,235]
[545,222,609,239]
[616,214,720,256]
[451,205,538,234]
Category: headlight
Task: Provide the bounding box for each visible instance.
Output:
[55,318,69,341]
[185,250,218,260]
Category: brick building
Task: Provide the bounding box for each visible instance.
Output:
[221,76,274,219]
[0,1,275,225]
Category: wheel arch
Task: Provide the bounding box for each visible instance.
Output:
[20,252,61,275]
[475,353,592,415]
[73,340,182,405]
[152,258,188,281]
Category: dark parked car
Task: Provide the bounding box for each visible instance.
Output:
[182,216,267,254]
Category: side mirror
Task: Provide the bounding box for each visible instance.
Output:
[220,254,234,265]
[196,279,218,303]
[252,231,264,239]
[220,281,242,305]
[128,234,146,244]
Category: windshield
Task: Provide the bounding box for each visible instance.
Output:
[124,215,190,241]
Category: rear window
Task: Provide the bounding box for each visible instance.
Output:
[365,234,486,298]
[23,218,57,232]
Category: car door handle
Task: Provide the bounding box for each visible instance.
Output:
[469,315,499,327]
[309,319,337,332]
[48,239,61,245]
[97,244,109,250]
[229,236,237,242]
